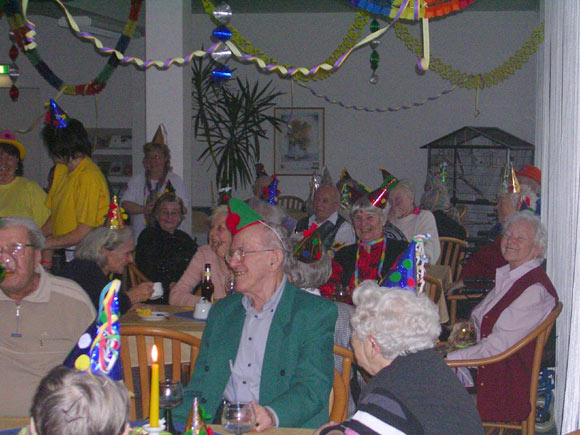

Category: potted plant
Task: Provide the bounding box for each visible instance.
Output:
[192,58,284,189]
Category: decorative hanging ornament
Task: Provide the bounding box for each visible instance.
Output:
[212,2,232,24]
[212,25,232,42]
[211,65,232,82]
[369,19,380,84]
[8,31,20,102]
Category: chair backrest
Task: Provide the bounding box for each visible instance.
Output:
[333,345,354,399]
[446,302,562,434]
[329,368,348,422]
[127,263,151,288]
[120,325,201,421]
[278,195,305,211]
[423,275,442,305]
[437,237,468,282]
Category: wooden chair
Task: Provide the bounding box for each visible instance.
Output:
[437,237,468,282]
[127,263,151,288]
[446,302,562,435]
[447,291,486,325]
[120,325,201,421]
[329,368,348,422]
[424,274,443,305]
[333,345,354,399]
[278,195,305,211]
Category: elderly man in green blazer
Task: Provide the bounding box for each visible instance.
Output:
[175,199,337,430]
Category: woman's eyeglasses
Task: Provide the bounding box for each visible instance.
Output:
[0,243,34,257]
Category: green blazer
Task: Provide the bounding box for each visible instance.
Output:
[175,281,338,428]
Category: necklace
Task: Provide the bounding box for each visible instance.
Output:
[354,237,387,288]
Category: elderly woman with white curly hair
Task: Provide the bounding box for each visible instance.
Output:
[316,281,483,435]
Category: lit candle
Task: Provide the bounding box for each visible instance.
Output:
[149,345,160,427]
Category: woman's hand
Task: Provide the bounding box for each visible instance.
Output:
[127,282,154,305]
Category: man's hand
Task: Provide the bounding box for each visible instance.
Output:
[250,402,275,432]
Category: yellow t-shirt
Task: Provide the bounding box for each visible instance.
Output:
[0,177,50,227]
[45,158,110,237]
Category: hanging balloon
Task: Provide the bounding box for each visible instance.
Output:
[212,25,233,42]
[211,47,233,64]
[8,63,19,84]
[213,3,233,24]
[9,85,19,102]
[369,20,380,84]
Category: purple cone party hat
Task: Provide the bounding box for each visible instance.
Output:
[381,234,430,294]
[293,224,323,264]
[63,280,122,380]
[44,98,70,129]
[226,198,264,236]
[368,172,399,209]
[260,175,280,205]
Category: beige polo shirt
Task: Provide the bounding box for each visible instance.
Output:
[0,266,95,416]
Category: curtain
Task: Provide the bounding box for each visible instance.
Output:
[537,1,580,431]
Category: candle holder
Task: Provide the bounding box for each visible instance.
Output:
[142,418,166,434]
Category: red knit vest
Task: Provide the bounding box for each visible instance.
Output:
[477,266,558,422]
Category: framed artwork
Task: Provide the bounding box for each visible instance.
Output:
[274,107,325,175]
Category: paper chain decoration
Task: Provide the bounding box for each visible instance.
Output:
[4,0,143,95]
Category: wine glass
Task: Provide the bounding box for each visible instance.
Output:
[222,402,256,434]
[159,380,184,434]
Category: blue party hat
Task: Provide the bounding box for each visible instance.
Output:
[63,280,122,380]
[381,234,430,294]
[44,98,70,129]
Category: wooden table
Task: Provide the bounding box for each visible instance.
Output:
[120,305,205,339]
[425,264,451,324]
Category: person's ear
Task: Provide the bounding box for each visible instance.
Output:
[270,249,284,269]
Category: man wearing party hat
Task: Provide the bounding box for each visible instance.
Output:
[246,163,271,208]
[0,216,95,415]
[175,198,337,431]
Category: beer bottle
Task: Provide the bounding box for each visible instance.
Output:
[200,264,214,300]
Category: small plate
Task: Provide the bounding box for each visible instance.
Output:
[138,311,169,321]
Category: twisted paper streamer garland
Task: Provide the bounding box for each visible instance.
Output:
[295,80,458,112]
[413,234,430,295]
[90,279,121,376]
[201,0,370,81]
[4,0,143,95]
[394,21,545,90]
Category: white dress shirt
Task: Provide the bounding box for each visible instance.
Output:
[390,210,440,263]
[307,211,356,248]
[447,259,555,361]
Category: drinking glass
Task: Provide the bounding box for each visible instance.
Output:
[159,380,184,434]
[222,402,256,434]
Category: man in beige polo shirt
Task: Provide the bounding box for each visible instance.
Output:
[0,217,95,416]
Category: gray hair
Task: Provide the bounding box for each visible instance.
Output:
[75,227,134,268]
[257,222,291,266]
[502,210,547,260]
[209,205,229,227]
[498,191,521,208]
[251,202,289,227]
[351,196,387,226]
[285,232,332,289]
[351,280,441,360]
[391,180,416,202]
[0,216,45,249]
[31,365,129,435]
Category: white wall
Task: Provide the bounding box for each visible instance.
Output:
[1,10,538,204]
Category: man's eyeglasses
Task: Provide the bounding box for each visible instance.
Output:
[225,248,276,264]
[0,243,34,257]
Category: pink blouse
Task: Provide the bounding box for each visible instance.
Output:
[169,245,231,306]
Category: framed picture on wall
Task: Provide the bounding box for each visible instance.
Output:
[274,107,325,175]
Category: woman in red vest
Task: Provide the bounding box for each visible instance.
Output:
[447,211,558,422]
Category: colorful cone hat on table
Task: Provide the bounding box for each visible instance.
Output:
[368,171,399,209]
[260,175,280,205]
[63,280,123,380]
[381,234,430,294]
[44,98,70,129]
[0,130,26,160]
[226,198,264,235]
[293,224,323,264]
[185,397,213,435]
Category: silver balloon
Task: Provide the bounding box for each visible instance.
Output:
[369,73,379,84]
[213,3,232,24]
[211,47,232,63]
[9,31,16,43]
[370,40,380,50]
[8,63,20,84]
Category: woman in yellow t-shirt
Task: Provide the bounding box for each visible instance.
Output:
[42,114,110,266]
[0,130,50,227]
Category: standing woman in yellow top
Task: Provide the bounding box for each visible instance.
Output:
[0,130,50,227]
[41,99,110,266]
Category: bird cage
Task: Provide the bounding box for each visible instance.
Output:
[421,127,534,239]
